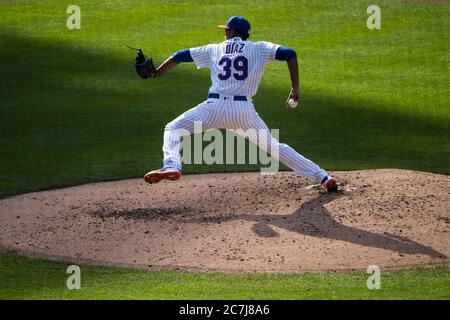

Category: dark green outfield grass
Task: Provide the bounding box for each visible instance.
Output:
[0,0,449,197]
[1,252,449,300]
[0,0,449,299]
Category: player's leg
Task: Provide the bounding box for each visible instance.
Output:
[235,105,336,189]
[144,101,217,184]
[162,107,202,171]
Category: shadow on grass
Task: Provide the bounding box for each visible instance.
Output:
[0,31,449,197]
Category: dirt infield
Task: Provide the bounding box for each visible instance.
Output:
[413,0,450,3]
[0,169,449,273]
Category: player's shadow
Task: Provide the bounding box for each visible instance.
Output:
[184,192,447,259]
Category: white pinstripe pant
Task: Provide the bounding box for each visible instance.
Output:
[162,95,328,183]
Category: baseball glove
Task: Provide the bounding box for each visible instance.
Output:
[129,46,157,79]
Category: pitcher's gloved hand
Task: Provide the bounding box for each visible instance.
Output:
[133,48,157,79]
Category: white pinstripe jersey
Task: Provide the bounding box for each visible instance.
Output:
[190,37,280,97]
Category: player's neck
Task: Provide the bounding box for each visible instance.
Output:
[226,36,244,42]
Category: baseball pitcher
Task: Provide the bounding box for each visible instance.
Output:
[137,16,338,191]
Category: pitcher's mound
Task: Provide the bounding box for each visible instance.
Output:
[0,169,449,273]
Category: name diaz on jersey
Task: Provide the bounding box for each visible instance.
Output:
[225,43,245,54]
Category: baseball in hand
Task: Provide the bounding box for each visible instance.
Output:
[287,98,298,108]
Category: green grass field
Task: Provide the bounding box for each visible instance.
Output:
[0,0,449,299]
[1,252,449,299]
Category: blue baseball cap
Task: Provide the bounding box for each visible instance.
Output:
[217,16,251,36]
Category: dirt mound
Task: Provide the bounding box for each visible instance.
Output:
[0,169,448,273]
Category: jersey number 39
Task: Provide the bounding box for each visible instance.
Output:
[218,56,248,81]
